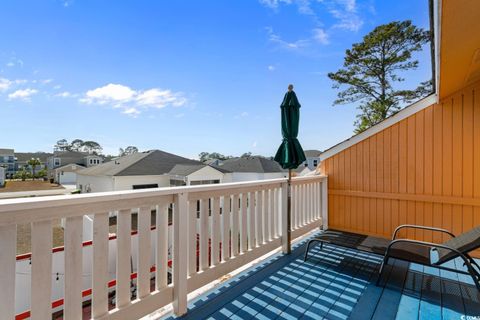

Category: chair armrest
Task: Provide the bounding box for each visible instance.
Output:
[392,224,455,240]
[386,239,465,261]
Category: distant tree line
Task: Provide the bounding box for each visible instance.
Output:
[54,139,103,155]
[198,151,255,162]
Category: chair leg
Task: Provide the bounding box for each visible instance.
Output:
[376,255,389,286]
[459,255,480,291]
[304,239,323,262]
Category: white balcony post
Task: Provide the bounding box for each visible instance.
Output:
[173,192,188,316]
[321,177,328,230]
[0,224,16,319]
[281,181,290,254]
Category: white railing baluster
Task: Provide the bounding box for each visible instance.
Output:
[92,212,109,318]
[116,209,132,308]
[291,185,296,230]
[137,206,151,299]
[173,192,188,316]
[200,198,209,270]
[268,189,274,241]
[64,216,83,319]
[231,194,239,257]
[156,202,169,289]
[211,197,221,266]
[321,178,328,229]
[240,193,248,253]
[247,192,255,250]
[222,195,231,261]
[273,188,278,238]
[281,182,289,254]
[187,200,197,277]
[255,191,263,246]
[0,224,16,319]
[31,220,53,320]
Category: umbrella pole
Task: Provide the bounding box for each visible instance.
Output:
[286,168,292,254]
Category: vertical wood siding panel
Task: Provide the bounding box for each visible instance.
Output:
[399,120,408,236]
[407,116,416,238]
[350,145,358,228]
[452,93,464,236]
[415,110,425,239]
[369,136,377,234]
[384,129,392,235]
[443,99,453,241]
[424,106,434,241]
[473,86,480,230]
[345,148,351,229]
[433,102,444,243]
[463,89,474,234]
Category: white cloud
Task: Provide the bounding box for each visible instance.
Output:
[268,65,276,71]
[41,79,53,84]
[55,91,72,98]
[136,88,187,109]
[6,62,14,67]
[0,78,12,91]
[80,83,188,116]
[266,27,309,50]
[83,83,136,105]
[259,0,292,9]
[122,107,140,117]
[312,28,329,44]
[53,85,62,90]
[8,88,38,101]
[252,141,258,148]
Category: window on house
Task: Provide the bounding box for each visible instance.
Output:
[313,160,318,167]
[54,158,61,166]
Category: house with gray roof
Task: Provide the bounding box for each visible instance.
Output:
[76,150,212,193]
[302,149,322,171]
[214,156,287,182]
[169,164,229,186]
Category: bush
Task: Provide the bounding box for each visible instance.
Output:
[14,169,32,181]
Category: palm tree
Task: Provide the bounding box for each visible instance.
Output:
[27,158,41,180]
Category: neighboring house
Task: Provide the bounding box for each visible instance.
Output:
[76,150,204,193]
[169,164,229,186]
[0,148,15,178]
[54,164,85,185]
[294,166,312,177]
[47,151,104,182]
[302,149,322,170]
[214,156,286,182]
[15,152,51,175]
[0,167,4,186]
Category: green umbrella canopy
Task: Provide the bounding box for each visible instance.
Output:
[274,85,306,170]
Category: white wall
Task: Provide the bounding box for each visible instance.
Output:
[58,172,77,184]
[224,172,286,183]
[187,166,225,185]
[304,157,320,171]
[113,175,170,190]
[77,174,114,193]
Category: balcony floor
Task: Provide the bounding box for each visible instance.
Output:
[163,233,480,320]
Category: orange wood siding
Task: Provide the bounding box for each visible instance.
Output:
[321,80,480,255]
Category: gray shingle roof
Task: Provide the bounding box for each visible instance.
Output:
[0,149,14,155]
[215,157,285,173]
[304,150,322,158]
[15,152,53,162]
[78,150,202,176]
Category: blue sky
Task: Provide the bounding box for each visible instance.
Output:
[0,0,432,159]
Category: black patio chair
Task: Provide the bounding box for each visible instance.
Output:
[377,224,480,290]
[303,225,480,291]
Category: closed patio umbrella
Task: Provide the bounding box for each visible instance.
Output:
[274,84,306,254]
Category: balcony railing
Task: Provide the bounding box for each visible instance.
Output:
[0,175,327,319]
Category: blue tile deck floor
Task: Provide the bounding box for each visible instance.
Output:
[163,234,480,320]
